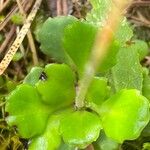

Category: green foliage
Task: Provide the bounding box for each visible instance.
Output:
[87,0,112,25]
[4,4,150,150]
[11,13,23,25]
[63,21,97,75]
[29,115,62,150]
[5,84,51,138]
[93,131,119,150]
[115,19,133,44]
[99,40,120,72]
[142,143,150,150]
[12,52,23,62]
[99,89,150,143]
[60,111,102,148]
[23,67,44,86]
[38,16,77,63]
[111,43,143,92]
[132,40,149,61]
[143,68,150,101]
[36,64,76,108]
[33,11,47,41]
[29,109,75,150]
[39,16,120,76]
[86,77,110,105]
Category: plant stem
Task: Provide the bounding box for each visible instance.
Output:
[75,0,132,109]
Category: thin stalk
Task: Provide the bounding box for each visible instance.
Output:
[0,25,16,53]
[16,0,39,65]
[75,0,132,109]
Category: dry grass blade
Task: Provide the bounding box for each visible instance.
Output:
[0,25,16,54]
[16,0,38,65]
[0,0,11,13]
[0,5,18,31]
[0,0,34,31]
[75,0,133,108]
[0,0,42,75]
[126,0,150,41]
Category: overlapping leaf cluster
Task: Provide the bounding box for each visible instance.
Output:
[5,0,150,149]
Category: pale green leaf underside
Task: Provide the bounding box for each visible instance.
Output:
[111,44,143,92]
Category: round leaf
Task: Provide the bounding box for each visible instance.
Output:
[86,77,110,106]
[99,89,150,143]
[36,64,76,108]
[60,111,102,148]
[93,131,119,150]
[29,109,73,150]
[63,21,97,76]
[63,21,120,75]
[29,115,61,150]
[5,84,51,138]
[38,16,77,63]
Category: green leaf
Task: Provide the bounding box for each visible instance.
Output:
[29,115,61,150]
[6,80,18,92]
[58,143,75,150]
[29,109,73,150]
[63,21,120,75]
[63,21,97,76]
[11,13,23,25]
[60,111,102,148]
[23,67,44,86]
[115,19,133,44]
[99,89,150,143]
[12,52,23,62]
[86,77,110,105]
[38,16,77,63]
[132,40,148,61]
[5,84,51,138]
[142,68,150,100]
[36,64,76,108]
[142,122,150,137]
[33,11,47,42]
[99,40,120,72]
[93,131,119,150]
[111,44,143,92]
[142,143,150,150]
[86,0,113,26]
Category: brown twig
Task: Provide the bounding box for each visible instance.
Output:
[62,0,68,15]
[57,0,62,16]
[0,0,42,75]
[0,25,16,54]
[128,0,150,7]
[0,4,18,31]
[16,0,38,65]
[0,0,11,13]
[0,0,33,31]
[129,15,150,27]
[86,144,94,150]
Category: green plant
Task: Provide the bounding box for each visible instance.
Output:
[4,1,150,150]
